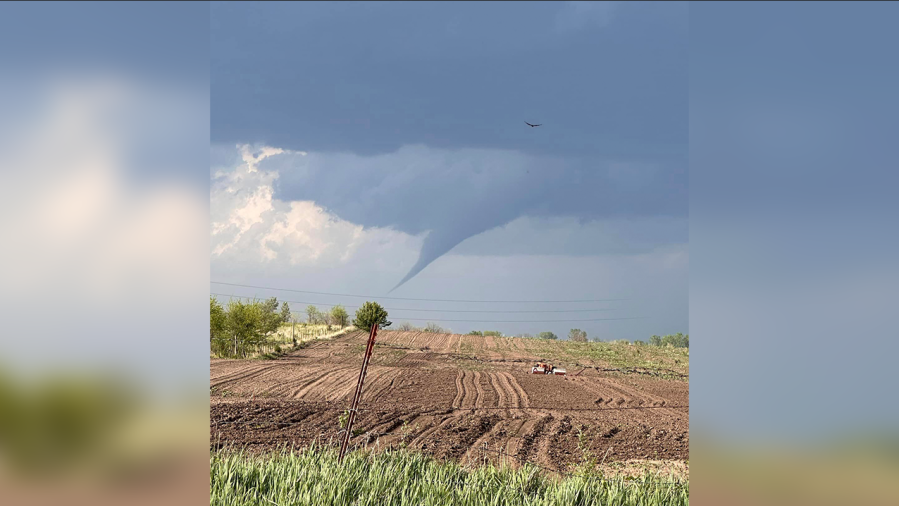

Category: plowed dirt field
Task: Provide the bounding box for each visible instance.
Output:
[211,330,688,473]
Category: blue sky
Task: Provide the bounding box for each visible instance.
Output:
[210,1,689,341]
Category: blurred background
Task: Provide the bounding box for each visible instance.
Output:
[690,2,899,505]
[0,2,209,505]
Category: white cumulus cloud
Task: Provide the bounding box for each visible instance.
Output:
[210,144,425,276]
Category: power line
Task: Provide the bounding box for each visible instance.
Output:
[210,293,620,314]
[211,281,627,303]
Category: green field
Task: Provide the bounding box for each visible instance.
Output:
[210,446,688,506]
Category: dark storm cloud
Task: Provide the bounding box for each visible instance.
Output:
[211,1,687,158]
[262,145,686,289]
[212,1,688,288]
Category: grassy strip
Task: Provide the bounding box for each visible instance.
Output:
[526,340,689,378]
[211,446,688,506]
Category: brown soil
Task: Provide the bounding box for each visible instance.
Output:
[210,330,688,473]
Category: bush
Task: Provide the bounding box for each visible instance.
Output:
[537,331,558,340]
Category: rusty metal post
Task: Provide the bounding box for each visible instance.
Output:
[339,323,378,463]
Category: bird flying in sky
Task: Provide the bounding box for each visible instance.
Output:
[524,121,542,127]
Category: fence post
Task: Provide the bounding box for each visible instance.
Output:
[339,323,378,464]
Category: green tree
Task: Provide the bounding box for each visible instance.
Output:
[537,331,558,340]
[568,328,588,342]
[660,333,689,348]
[467,330,483,336]
[219,299,266,358]
[280,302,291,323]
[210,297,227,343]
[483,330,503,337]
[649,335,663,346]
[306,305,320,325]
[352,301,392,331]
[330,305,349,328]
[259,297,282,335]
[261,297,278,313]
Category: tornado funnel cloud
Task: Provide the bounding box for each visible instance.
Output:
[389,255,431,293]
[389,232,460,293]
[388,221,501,293]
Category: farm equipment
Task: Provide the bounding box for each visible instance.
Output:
[530,362,566,375]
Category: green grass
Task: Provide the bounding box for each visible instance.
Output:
[211,446,688,506]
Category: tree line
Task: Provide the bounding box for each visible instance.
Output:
[210,296,688,359]
[211,298,392,358]
[210,296,293,358]
[304,304,349,328]
[646,333,689,348]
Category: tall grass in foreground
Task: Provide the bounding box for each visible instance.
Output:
[211,445,688,506]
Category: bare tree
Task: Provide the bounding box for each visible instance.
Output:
[423,322,446,333]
